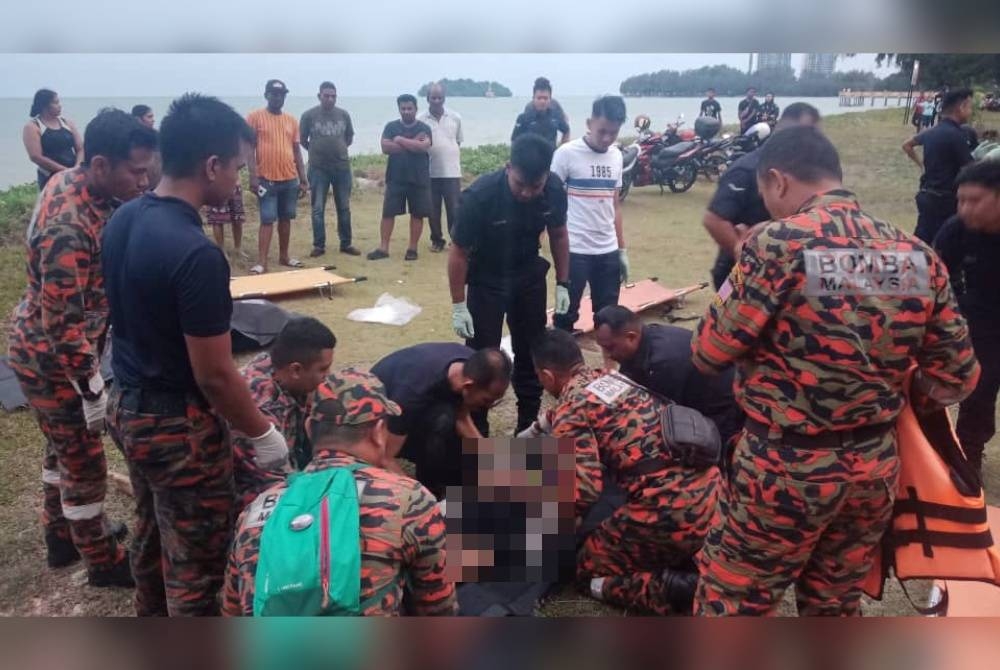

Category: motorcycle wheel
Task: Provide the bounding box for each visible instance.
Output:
[668,164,698,193]
[705,155,728,179]
[618,173,632,202]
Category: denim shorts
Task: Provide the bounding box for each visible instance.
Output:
[258,178,299,224]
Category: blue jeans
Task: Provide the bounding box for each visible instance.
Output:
[308,165,353,250]
[553,251,621,332]
[258,178,299,225]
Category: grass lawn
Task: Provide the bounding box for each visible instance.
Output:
[0,108,996,616]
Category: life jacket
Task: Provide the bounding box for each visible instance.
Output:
[862,389,1000,613]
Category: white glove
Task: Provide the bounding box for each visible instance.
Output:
[452,302,475,339]
[516,411,553,438]
[249,424,289,470]
[618,248,630,284]
[554,284,570,315]
[70,373,107,433]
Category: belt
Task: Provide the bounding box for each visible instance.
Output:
[118,387,209,417]
[744,418,893,449]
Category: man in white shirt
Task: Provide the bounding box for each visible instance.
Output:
[419,82,464,253]
[551,95,628,333]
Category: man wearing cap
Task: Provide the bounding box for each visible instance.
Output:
[221,369,458,616]
[247,79,309,274]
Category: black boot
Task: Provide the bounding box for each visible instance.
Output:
[87,553,135,588]
[45,530,81,569]
[662,567,699,614]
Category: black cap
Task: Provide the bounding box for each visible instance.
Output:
[265,79,289,95]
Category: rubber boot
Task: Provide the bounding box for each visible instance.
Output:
[87,552,135,588]
[662,567,699,614]
[45,530,81,568]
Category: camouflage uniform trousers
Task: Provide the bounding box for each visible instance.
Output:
[578,471,721,615]
[8,349,123,568]
[695,429,899,616]
[107,386,234,616]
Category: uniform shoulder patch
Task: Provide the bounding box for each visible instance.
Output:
[243,488,287,529]
[584,374,630,405]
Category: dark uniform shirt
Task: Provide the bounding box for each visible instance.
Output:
[913,118,975,194]
[102,193,232,393]
[694,190,979,436]
[371,343,473,436]
[451,168,567,287]
[511,107,569,146]
[706,149,770,227]
[934,215,1000,329]
[617,323,743,445]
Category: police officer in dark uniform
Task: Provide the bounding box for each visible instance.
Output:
[934,160,1000,476]
[702,102,821,289]
[448,133,570,434]
[902,88,976,243]
[511,77,570,147]
[592,305,744,449]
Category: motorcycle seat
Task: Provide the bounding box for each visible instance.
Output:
[621,146,640,164]
[658,141,698,157]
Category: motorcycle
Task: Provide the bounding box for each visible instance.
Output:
[619,114,704,200]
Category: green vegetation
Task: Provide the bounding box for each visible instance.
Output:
[877,54,1000,90]
[620,64,911,98]
[417,78,512,97]
[0,182,36,243]
[351,143,509,182]
[0,109,997,615]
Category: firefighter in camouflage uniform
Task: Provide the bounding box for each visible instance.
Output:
[692,126,980,616]
[222,369,457,616]
[8,109,157,585]
[532,329,721,615]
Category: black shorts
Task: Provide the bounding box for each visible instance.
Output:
[383,181,432,218]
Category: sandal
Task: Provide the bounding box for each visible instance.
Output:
[280,258,305,268]
[249,264,265,275]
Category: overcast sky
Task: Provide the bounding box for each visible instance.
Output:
[1,53,890,98]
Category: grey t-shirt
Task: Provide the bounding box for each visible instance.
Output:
[300,105,354,171]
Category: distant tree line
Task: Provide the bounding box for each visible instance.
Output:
[417,78,512,97]
[619,64,912,98]
[876,54,1000,90]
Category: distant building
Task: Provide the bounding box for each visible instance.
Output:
[757,53,792,72]
[802,53,838,76]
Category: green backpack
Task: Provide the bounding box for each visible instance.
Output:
[252,463,365,616]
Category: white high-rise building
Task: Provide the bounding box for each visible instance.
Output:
[802,53,838,76]
[757,53,792,71]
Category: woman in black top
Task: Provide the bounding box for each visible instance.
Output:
[22,89,83,189]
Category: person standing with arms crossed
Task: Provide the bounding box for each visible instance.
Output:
[103,94,290,616]
[550,95,628,336]
[247,79,309,274]
[448,133,569,434]
[692,127,979,616]
[300,81,359,258]
[419,82,464,253]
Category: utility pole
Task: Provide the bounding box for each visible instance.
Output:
[748,53,754,74]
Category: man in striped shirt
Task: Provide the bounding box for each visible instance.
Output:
[247,79,309,274]
[551,96,628,333]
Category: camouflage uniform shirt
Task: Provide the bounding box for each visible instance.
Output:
[9,167,115,381]
[550,368,721,523]
[222,452,457,616]
[693,189,979,437]
[233,353,310,508]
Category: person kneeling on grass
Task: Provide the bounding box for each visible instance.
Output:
[232,317,336,510]
[222,369,457,616]
[530,328,722,615]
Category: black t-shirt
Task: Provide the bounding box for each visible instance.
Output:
[933,215,1000,327]
[102,193,232,393]
[382,119,432,185]
[371,343,473,436]
[706,149,771,228]
[760,101,779,123]
[913,118,975,194]
[511,107,570,145]
[737,98,761,128]
[618,323,744,445]
[451,168,567,287]
[699,99,721,120]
